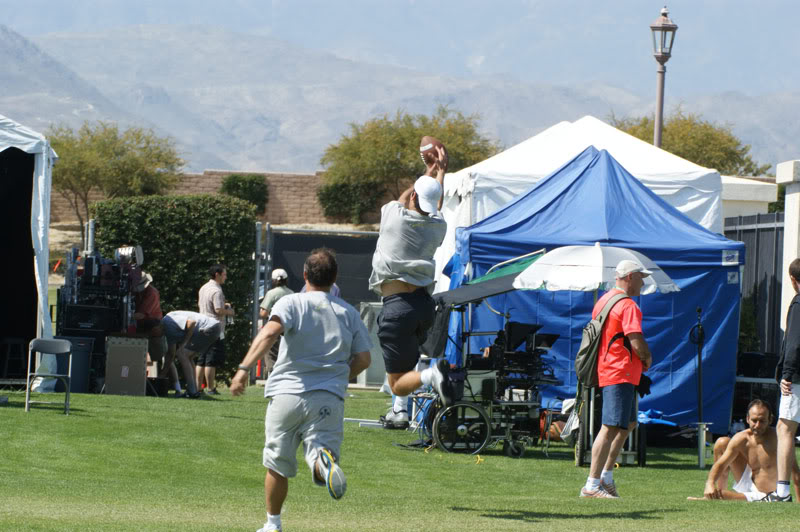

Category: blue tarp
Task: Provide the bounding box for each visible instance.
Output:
[446,146,745,430]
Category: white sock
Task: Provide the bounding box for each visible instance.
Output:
[266,513,281,528]
[601,469,614,485]
[420,367,434,387]
[584,477,601,491]
[392,395,408,412]
[777,481,791,498]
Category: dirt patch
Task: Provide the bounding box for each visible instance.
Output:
[49,223,82,256]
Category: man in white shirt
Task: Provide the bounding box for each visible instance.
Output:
[197,264,234,395]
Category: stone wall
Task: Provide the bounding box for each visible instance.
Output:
[175,170,333,225]
[50,169,387,225]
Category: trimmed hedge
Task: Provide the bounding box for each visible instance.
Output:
[90,195,257,382]
[220,173,269,215]
[317,180,386,224]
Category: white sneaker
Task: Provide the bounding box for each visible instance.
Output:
[579,486,616,498]
[257,524,281,532]
[381,408,409,429]
[430,359,454,408]
[317,448,347,500]
[600,481,620,498]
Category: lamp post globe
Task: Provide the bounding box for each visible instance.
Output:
[650,6,678,147]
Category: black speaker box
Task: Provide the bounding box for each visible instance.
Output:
[63,304,121,332]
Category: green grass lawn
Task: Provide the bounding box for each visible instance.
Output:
[1,388,798,531]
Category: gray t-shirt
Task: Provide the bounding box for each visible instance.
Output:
[264,291,372,399]
[368,200,447,294]
[162,311,220,346]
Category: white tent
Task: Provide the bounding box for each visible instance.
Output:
[0,115,58,373]
[434,115,723,292]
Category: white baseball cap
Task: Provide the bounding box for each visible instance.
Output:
[615,259,652,278]
[414,175,442,215]
[271,268,288,281]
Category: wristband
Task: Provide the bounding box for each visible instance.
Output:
[238,364,250,372]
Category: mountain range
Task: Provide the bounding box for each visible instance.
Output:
[1,23,797,174]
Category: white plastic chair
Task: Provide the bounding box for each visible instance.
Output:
[25,338,73,415]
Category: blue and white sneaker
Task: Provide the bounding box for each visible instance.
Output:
[760,491,792,502]
[317,448,347,500]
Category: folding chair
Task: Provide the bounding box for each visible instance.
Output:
[25,338,73,415]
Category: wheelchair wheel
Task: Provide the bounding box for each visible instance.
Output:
[432,401,491,454]
[503,439,525,458]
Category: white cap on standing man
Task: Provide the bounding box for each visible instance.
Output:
[615,259,652,278]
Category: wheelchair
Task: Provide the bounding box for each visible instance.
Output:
[427,303,561,457]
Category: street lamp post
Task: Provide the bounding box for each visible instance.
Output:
[650,6,678,148]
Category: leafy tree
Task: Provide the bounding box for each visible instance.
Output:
[220,173,269,215]
[611,109,770,177]
[318,106,501,222]
[48,121,184,230]
[769,184,785,213]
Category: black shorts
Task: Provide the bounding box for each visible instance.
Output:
[378,288,435,374]
[196,337,226,368]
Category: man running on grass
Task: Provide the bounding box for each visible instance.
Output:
[231,248,371,532]
[370,139,452,429]
[688,399,800,501]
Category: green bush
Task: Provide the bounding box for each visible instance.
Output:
[219,173,269,215]
[317,180,387,224]
[90,195,257,382]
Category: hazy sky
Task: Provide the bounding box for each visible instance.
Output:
[3,0,797,100]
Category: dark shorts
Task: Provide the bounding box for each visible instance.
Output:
[601,383,638,428]
[378,288,435,374]
[196,337,226,368]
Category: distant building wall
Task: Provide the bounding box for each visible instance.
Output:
[49,169,388,225]
[50,189,106,224]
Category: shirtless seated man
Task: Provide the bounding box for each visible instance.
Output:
[688,399,800,502]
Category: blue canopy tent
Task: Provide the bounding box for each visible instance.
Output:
[445,146,745,430]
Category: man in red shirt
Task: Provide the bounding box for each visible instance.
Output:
[580,259,653,499]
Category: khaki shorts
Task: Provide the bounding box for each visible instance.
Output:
[262,390,344,483]
[779,387,800,423]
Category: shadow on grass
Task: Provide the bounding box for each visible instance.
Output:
[452,505,680,522]
[3,400,86,415]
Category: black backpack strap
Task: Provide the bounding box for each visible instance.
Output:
[607,332,634,358]
[597,292,630,358]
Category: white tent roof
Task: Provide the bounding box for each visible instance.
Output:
[434,115,724,292]
[0,115,57,157]
[445,115,722,232]
[0,114,58,344]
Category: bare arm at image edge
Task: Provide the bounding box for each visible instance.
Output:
[230,317,283,395]
[628,332,652,371]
